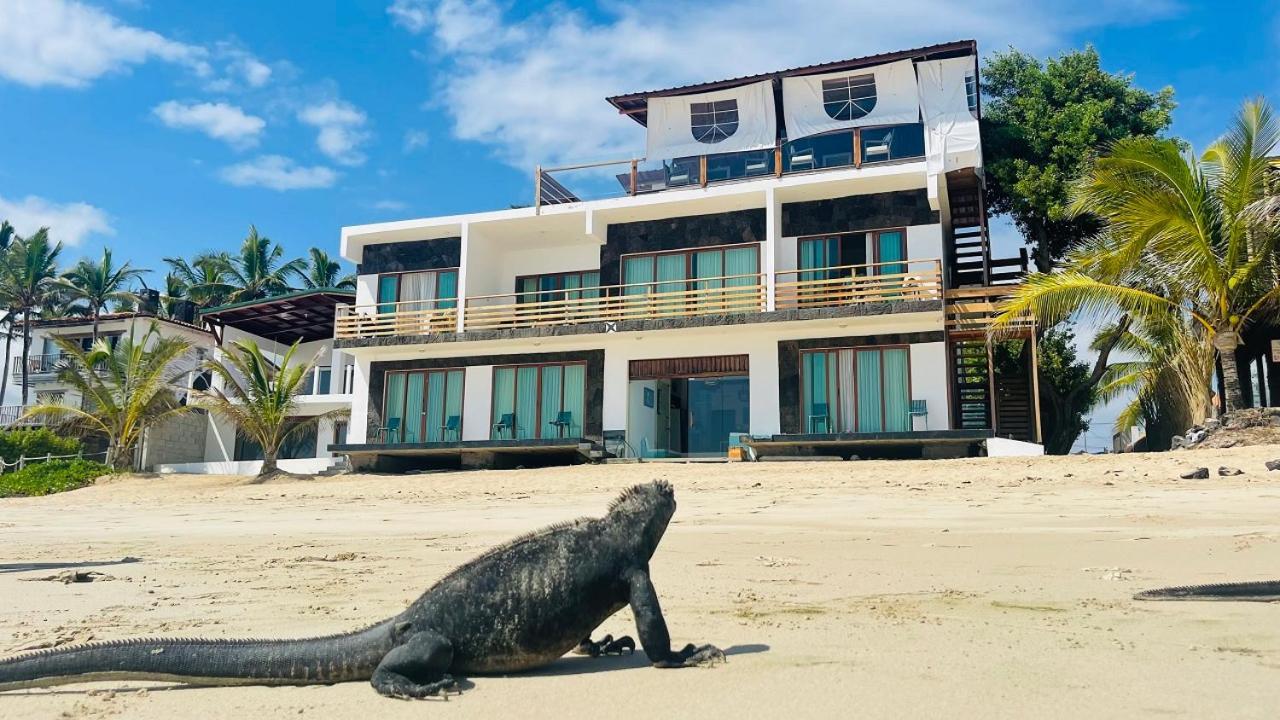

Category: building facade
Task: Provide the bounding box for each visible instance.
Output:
[331,41,1041,469]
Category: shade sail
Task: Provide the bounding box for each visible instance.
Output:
[645,80,776,160]
[916,57,981,175]
[782,60,919,141]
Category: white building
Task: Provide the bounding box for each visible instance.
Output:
[329,41,1042,468]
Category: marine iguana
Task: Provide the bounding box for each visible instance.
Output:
[0,480,723,699]
[1134,580,1280,602]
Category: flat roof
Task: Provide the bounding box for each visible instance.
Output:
[200,289,355,344]
[31,312,209,335]
[606,40,977,126]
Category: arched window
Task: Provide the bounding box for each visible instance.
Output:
[822,74,877,122]
[690,99,739,144]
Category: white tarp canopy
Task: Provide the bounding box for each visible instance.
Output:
[781,60,919,141]
[916,57,981,175]
[645,80,776,160]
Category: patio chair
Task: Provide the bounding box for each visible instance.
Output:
[441,415,461,441]
[788,145,816,171]
[548,410,574,438]
[807,403,830,434]
[744,150,771,175]
[908,399,928,430]
[863,131,894,162]
[378,417,401,444]
[492,412,516,439]
[666,159,695,186]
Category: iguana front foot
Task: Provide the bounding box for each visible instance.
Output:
[373,673,459,700]
[602,636,635,655]
[654,643,725,668]
[573,634,613,657]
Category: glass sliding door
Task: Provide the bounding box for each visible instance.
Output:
[402,372,426,442]
[384,372,406,442]
[490,362,587,440]
[874,230,906,276]
[624,245,760,315]
[383,368,464,444]
[376,269,459,314]
[800,346,913,434]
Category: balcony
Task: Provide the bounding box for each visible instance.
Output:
[10,353,107,381]
[299,364,354,396]
[335,259,942,342]
[536,123,927,206]
[0,405,38,428]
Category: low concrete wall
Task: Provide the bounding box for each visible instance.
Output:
[985,437,1045,457]
[139,411,208,470]
[156,457,340,475]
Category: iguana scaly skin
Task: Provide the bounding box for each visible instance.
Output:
[1134,580,1280,602]
[0,480,723,699]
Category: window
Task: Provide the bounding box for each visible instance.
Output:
[235,421,318,460]
[965,71,978,113]
[333,420,349,446]
[383,369,465,444]
[822,74,877,122]
[621,245,760,314]
[516,270,601,305]
[377,269,459,314]
[491,363,586,440]
[690,100,739,144]
[801,347,911,434]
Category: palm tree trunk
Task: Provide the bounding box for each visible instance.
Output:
[1213,330,1246,412]
[0,319,12,406]
[20,312,31,406]
[260,450,279,476]
[91,308,100,344]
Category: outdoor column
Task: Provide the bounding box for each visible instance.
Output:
[748,339,781,436]
[348,355,373,444]
[455,222,469,334]
[764,187,779,312]
[602,347,629,436]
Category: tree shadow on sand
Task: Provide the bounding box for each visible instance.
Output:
[0,557,141,574]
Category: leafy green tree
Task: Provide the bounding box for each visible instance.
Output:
[163,252,235,308]
[301,248,355,290]
[55,247,148,342]
[1000,99,1280,413]
[982,46,1176,272]
[215,226,306,304]
[0,229,63,405]
[22,325,194,470]
[193,339,325,478]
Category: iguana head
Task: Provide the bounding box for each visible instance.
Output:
[608,480,676,558]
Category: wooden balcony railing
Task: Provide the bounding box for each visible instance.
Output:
[944,286,1036,335]
[774,259,942,309]
[464,273,766,331]
[334,299,459,339]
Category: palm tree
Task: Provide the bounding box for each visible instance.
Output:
[217,226,307,304]
[301,248,355,289]
[21,324,194,470]
[164,252,235,308]
[0,221,16,407]
[193,339,327,478]
[55,247,147,342]
[157,273,189,319]
[998,99,1280,413]
[1,228,63,405]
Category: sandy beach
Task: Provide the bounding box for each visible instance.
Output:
[3,446,1280,719]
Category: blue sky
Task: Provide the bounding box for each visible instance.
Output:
[2,0,1278,432]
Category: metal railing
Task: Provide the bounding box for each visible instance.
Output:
[0,405,38,428]
[299,365,353,395]
[774,259,943,309]
[11,353,109,380]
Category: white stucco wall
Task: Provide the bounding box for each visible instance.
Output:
[906,223,943,263]
[348,355,372,443]
[461,365,494,441]
[626,379,661,452]
[908,341,950,431]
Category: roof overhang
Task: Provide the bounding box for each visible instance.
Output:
[605,40,977,126]
[200,289,355,344]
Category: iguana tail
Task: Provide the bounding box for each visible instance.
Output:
[1134,580,1280,602]
[0,620,397,691]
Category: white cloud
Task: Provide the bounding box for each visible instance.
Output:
[373,199,408,211]
[0,0,205,88]
[219,155,338,191]
[403,128,430,152]
[298,100,371,166]
[152,100,265,147]
[394,0,1181,168]
[0,194,114,246]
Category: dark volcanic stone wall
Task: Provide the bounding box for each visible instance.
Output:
[776,331,945,434]
[600,209,766,285]
[781,190,937,237]
[367,349,605,441]
[358,237,462,275]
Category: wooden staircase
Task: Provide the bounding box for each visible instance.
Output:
[951,340,992,431]
[994,368,1034,442]
[946,171,990,288]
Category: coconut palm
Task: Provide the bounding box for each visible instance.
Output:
[163,252,235,308]
[54,247,148,342]
[997,99,1280,413]
[21,324,194,470]
[301,248,355,290]
[217,226,307,304]
[193,339,325,478]
[0,228,63,405]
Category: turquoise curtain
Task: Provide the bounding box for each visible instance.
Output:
[518,277,538,305]
[837,349,856,432]
[655,254,686,316]
[623,256,653,296]
[882,349,910,432]
[423,371,445,442]
[540,365,563,436]
[377,276,398,314]
[491,368,515,439]
[384,372,406,443]
[581,271,600,299]
[562,364,585,437]
[856,350,883,432]
[799,237,838,281]
[436,270,458,309]
[802,352,828,433]
[694,250,724,289]
[403,372,425,443]
[563,273,581,302]
[444,370,464,437]
[724,247,758,287]
[515,366,539,439]
[876,231,905,275]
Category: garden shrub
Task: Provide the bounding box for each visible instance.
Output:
[0,459,110,498]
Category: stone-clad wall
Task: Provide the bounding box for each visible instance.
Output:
[368,350,606,441]
[600,209,766,286]
[358,237,462,275]
[776,331,945,434]
[781,189,937,237]
[139,410,209,470]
